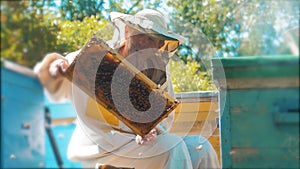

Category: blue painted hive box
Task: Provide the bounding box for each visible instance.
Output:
[1,60,45,168]
[1,60,82,168]
[212,56,299,169]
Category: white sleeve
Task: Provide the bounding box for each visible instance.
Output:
[33,50,80,102]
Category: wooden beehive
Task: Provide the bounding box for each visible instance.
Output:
[212,56,299,169]
[170,91,220,161]
[1,60,45,167]
[63,35,179,136]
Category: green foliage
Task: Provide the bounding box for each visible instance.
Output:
[1,1,60,68]
[236,0,299,56]
[59,0,105,21]
[1,1,114,68]
[1,0,218,91]
[168,0,242,58]
[1,0,165,69]
[56,16,113,53]
[168,0,299,58]
[58,0,162,20]
[168,58,216,92]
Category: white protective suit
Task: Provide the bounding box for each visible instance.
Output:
[34,48,220,169]
[34,8,220,168]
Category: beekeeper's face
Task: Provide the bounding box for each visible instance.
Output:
[125,25,164,54]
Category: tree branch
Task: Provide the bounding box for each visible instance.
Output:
[126,0,141,14]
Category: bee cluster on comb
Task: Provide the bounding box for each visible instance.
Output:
[63,35,179,136]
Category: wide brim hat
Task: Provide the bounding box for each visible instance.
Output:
[110,9,185,52]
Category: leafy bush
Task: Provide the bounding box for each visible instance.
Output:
[56,16,113,54]
[168,58,217,92]
[1,1,59,68]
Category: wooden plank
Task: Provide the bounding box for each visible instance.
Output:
[52,118,76,126]
[213,55,299,68]
[226,77,299,89]
[170,99,221,163]
[173,101,219,123]
[208,135,221,165]
[2,68,43,94]
[212,55,299,78]
[2,84,43,104]
[219,89,232,168]
[2,59,37,77]
[173,111,218,122]
[174,102,218,113]
[231,147,299,168]
[223,65,299,79]
[175,91,218,100]
[229,89,299,148]
[170,121,205,134]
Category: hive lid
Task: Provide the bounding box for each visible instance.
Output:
[212,55,299,79]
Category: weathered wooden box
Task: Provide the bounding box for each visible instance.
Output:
[1,60,45,168]
[1,60,82,168]
[170,91,220,160]
[212,56,299,168]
